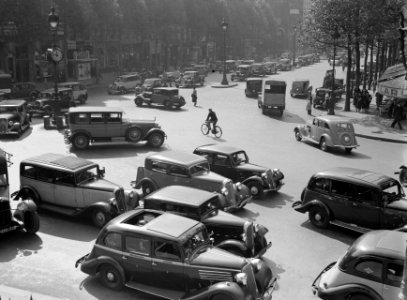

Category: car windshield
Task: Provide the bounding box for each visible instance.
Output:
[0,106,17,113]
[190,162,210,176]
[231,151,248,165]
[76,166,99,183]
[335,122,353,131]
[382,179,403,202]
[247,80,262,90]
[183,228,209,258]
[199,198,218,218]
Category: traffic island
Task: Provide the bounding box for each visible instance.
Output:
[211,82,238,88]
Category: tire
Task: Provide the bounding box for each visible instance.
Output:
[24,211,40,234]
[126,127,142,142]
[295,129,302,141]
[91,208,111,228]
[210,294,233,300]
[214,126,222,138]
[400,169,407,186]
[99,264,125,290]
[135,98,143,107]
[319,137,328,152]
[142,182,155,196]
[345,147,353,154]
[73,134,90,150]
[147,132,164,147]
[247,181,264,199]
[309,206,329,228]
[201,123,210,135]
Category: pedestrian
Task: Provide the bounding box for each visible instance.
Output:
[306,86,313,115]
[390,100,404,130]
[353,87,361,112]
[361,89,371,113]
[191,87,197,106]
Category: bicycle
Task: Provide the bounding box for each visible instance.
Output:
[201,121,222,138]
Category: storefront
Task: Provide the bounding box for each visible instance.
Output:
[378,63,407,99]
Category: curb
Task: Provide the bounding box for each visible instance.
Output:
[355,133,407,144]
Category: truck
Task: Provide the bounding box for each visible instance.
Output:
[258,79,286,116]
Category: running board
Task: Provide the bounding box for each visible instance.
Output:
[40,203,82,217]
[125,281,185,300]
[330,220,370,234]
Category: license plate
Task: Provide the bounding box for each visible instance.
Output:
[0,225,18,234]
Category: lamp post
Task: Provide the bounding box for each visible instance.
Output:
[292,26,297,68]
[221,18,229,85]
[329,26,340,115]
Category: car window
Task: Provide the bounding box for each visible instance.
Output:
[106,112,121,123]
[54,170,75,186]
[90,113,104,123]
[386,262,403,286]
[74,113,89,124]
[354,259,383,281]
[151,161,167,173]
[354,185,376,205]
[35,167,54,183]
[168,165,188,177]
[125,236,151,256]
[103,232,122,250]
[21,165,36,179]
[331,180,354,197]
[154,241,181,261]
[311,177,330,193]
[214,154,231,166]
[324,122,330,129]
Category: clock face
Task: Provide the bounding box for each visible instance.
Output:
[51,48,63,62]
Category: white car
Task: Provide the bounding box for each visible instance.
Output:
[58,81,88,104]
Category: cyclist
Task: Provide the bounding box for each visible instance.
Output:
[206,108,218,133]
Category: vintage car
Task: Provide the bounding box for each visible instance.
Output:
[107,73,142,94]
[312,230,405,300]
[244,77,263,98]
[192,64,209,77]
[251,63,267,77]
[290,80,310,98]
[278,58,292,71]
[294,115,359,153]
[64,107,166,149]
[263,61,277,75]
[292,167,406,233]
[16,153,138,227]
[176,70,204,88]
[58,81,88,104]
[136,77,164,93]
[143,185,271,258]
[10,82,39,100]
[28,87,76,117]
[231,65,252,81]
[0,99,31,136]
[193,144,284,198]
[75,209,276,299]
[0,148,39,235]
[131,151,252,212]
[134,87,186,109]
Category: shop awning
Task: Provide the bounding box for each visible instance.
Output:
[378,63,407,98]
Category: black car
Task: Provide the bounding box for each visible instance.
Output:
[28,87,76,117]
[143,185,271,258]
[193,144,284,198]
[0,99,31,136]
[292,167,406,233]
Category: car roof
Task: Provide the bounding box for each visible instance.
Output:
[246,77,263,82]
[313,115,352,123]
[314,167,394,186]
[21,153,96,171]
[195,144,243,155]
[0,99,26,106]
[349,230,407,260]
[58,81,80,86]
[145,185,216,207]
[237,64,250,68]
[68,106,123,113]
[147,151,206,166]
[118,73,139,78]
[292,80,310,83]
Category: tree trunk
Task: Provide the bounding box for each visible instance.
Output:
[355,40,361,88]
[363,43,368,89]
[380,40,386,75]
[368,40,374,90]
[344,38,352,112]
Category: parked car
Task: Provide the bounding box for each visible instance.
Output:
[143,185,271,258]
[312,230,405,300]
[231,65,252,81]
[245,77,263,98]
[107,73,142,94]
[263,61,278,75]
[16,153,138,227]
[278,58,292,71]
[176,70,204,88]
[192,64,209,77]
[75,209,276,299]
[290,80,310,98]
[134,87,186,109]
[58,81,88,104]
[0,148,39,235]
[292,167,406,233]
[10,82,39,101]
[64,106,166,149]
[131,151,252,212]
[294,115,359,153]
[136,77,164,92]
[28,87,76,117]
[193,144,284,198]
[0,99,31,136]
[251,63,267,77]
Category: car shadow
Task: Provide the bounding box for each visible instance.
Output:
[262,111,306,124]
[261,257,286,291]
[0,231,43,263]
[135,105,186,112]
[299,140,371,159]
[254,192,294,209]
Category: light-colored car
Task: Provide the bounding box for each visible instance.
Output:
[294,115,359,153]
[107,73,142,94]
[312,230,405,300]
[134,87,186,109]
[0,99,31,136]
[58,81,88,104]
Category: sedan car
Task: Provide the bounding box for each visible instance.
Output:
[134,87,186,109]
[294,115,359,153]
[0,99,31,136]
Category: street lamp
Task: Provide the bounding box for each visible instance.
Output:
[292,26,297,68]
[221,18,229,85]
[329,26,340,115]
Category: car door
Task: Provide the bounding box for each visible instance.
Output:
[89,112,106,138]
[147,161,171,188]
[167,164,191,186]
[383,260,403,300]
[105,112,122,137]
[320,179,354,223]
[210,153,236,180]
[347,185,381,229]
[53,170,76,207]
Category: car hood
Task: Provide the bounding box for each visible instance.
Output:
[387,198,407,211]
[204,210,245,227]
[236,163,266,173]
[0,113,15,120]
[191,246,246,269]
[79,178,119,192]
[194,172,228,183]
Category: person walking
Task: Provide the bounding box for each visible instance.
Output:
[191,87,197,106]
[390,100,404,130]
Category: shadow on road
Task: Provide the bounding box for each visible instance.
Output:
[262,257,286,292]
[298,140,371,159]
[262,111,306,124]
[0,231,43,263]
[255,192,294,209]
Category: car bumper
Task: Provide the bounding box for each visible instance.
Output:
[312,262,336,299]
[291,201,307,213]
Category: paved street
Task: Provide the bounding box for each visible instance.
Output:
[1,61,407,300]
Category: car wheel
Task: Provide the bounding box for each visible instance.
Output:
[345,147,353,154]
[319,137,328,152]
[294,129,302,141]
[347,294,373,300]
[309,206,329,228]
[147,132,164,147]
[247,181,264,199]
[135,98,143,107]
[142,182,155,196]
[24,211,40,234]
[210,294,234,300]
[126,127,142,142]
[91,208,111,228]
[73,134,90,150]
[119,87,126,94]
[99,264,125,290]
[21,188,40,206]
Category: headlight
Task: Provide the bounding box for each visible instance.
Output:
[241,232,247,243]
[109,198,117,207]
[250,258,262,272]
[221,187,229,196]
[344,136,350,142]
[235,182,243,191]
[272,168,280,176]
[17,202,28,211]
[8,120,13,126]
[261,172,268,179]
[235,273,247,286]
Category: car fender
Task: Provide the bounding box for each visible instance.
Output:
[86,201,116,216]
[81,255,125,278]
[72,129,91,139]
[399,165,407,170]
[181,281,245,300]
[216,239,248,255]
[17,186,41,202]
[134,177,158,190]
[145,128,166,139]
[242,176,263,187]
[292,199,330,216]
[21,199,37,212]
[321,133,333,146]
[317,283,382,300]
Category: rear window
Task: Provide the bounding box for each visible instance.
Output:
[264,82,286,94]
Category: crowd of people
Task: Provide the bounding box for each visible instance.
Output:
[352,87,372,113]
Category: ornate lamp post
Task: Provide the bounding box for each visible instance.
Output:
[328,26,340,115]
[48,6,63,116]
[221,18,229,85]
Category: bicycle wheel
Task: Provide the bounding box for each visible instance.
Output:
[201,123,210,135]
[214,126,222,138]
